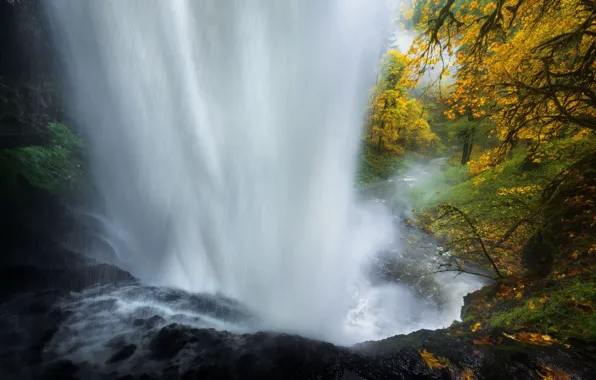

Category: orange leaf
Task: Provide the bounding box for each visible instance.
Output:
[419,349,450,369]
[503,332,557,346]
[461,368,475,380]
[536,365,571,380]
[472,335,492,345]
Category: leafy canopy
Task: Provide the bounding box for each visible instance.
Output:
[409,0,596,172]
[367,50,439,155]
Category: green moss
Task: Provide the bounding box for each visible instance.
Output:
[0,122,86,193]
[488,276,596,341]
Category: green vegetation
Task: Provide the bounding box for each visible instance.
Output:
[364,50,440,157]
[363,0,596,346]
[488,276,596,341]
[0,122,86,194]
[357,142,407,185]
[458,273,596,342]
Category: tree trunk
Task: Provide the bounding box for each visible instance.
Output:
[461,141,470,165]
[461,138,473,165]
[460,115,476,165]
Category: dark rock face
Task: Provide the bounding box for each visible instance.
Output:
[19,322,593,380]
[0,247,136,304]
[133,315,166,329]
[0,0,65,151]
[107,344,137,364]
[0,0,58,84]
[42,360,79,380]
[150,324,195,360]
[145,328,345,380]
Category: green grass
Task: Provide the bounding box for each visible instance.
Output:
[488,276,596,341]
[409,148,574,225]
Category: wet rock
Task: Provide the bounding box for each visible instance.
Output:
[130,306,161,319]
[162,364,180,380]
[368,250,448,309]
[150,324,193,359]
[1,262,594,380]
[24,293,59,314]
[341,371,364,380]
[23,304,69,365]
[80,263,136,287]
[182,365,235,380]
[0,265,49,302]
[4,303,596,379]
[87,298,118,313]
[171,313,204,325]
[42,359,79,380]
[106,334,128,349]
[133,315,166,329]
[0,253,137,303]
[107,344,137,364]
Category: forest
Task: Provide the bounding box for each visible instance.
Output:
[360,0,596,368]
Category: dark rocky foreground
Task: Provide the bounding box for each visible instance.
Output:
[1,237,595,380]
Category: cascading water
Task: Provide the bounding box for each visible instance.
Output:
[44,0,394,339]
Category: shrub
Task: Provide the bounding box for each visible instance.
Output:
[1,122,86,193]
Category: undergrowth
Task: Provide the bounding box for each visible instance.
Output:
[357,142,407,185]
[488,275,596,341]
[0,122,86,193]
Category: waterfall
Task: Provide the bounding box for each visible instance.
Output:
[44,0,392,338]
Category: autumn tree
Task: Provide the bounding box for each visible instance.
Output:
[409,0,596,173]
[367,50,439,154]
[404,0,596,280]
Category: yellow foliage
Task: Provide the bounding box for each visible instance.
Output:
[537,366,571,380]
[367,50,439,154]
[472,177,486,186]
[468,150,497,175]
[419,349,450,369]
[471,322,481,332]
[472,335,491,345]
[497,185,541,197]
[460,368,475,380]
[502,332,558,346]
[411,0,596,174]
